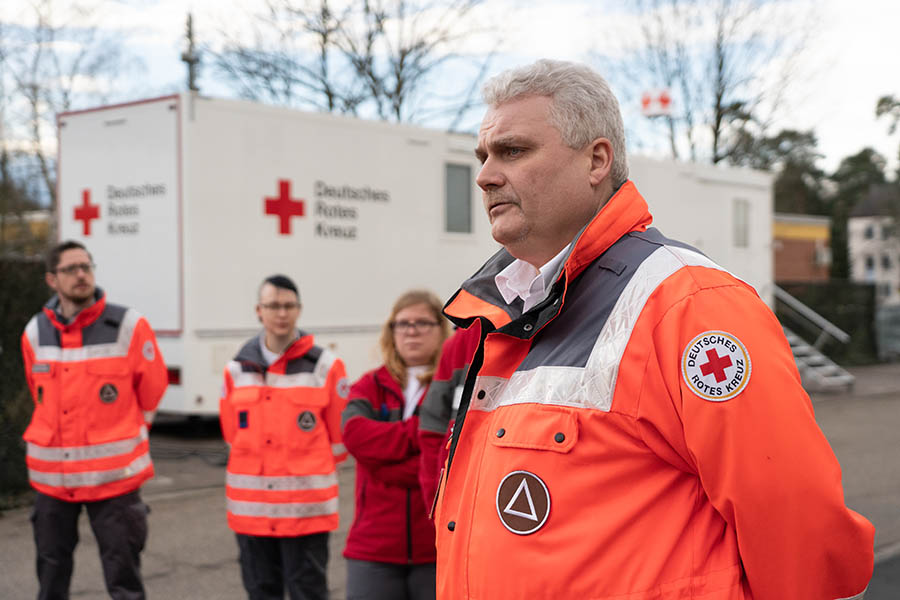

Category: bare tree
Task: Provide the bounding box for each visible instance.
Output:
[596,0,813,164]
[211,0,492,126]
[0,0,134,207]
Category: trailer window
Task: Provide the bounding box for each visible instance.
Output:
[733,198,750,248]
[445,163,472,233]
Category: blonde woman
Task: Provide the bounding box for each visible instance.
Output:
[341,290,449,600]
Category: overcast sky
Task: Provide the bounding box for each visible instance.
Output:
[8,0,900,173]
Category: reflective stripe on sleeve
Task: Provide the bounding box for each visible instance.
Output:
[27,426,149,462]
[143,410,157,424]
[835,587,867,600]
[227,497,339,519]
[331,443,346,456]
[29,451,152,488]
[226,472,337,491]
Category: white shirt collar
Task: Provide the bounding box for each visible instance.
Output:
[494,243,570,312]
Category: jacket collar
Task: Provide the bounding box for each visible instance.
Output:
[374,365,405,399]
[234,329,315,373]
[444,181,653,331]
[42,287,106,331]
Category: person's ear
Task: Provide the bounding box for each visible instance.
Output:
[45,271,58,292]
[588,138,614,187]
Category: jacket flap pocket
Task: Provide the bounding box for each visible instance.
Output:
[490,406,578,453]
[230,388,260,405]
[86,359,130,376]
[23,421,56,446]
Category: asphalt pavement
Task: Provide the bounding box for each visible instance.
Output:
[0,363,898,599]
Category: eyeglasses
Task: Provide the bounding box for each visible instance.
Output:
[391,320,439,334]
[55,263,95,276]
[259,302,301,312]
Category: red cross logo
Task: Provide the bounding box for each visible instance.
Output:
[264,179,305,235]
[658,90,671,109]
[700,349,733,383]
[641,93,651,110]
[74,189,100,236]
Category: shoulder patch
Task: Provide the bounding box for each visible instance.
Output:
[336,377,350,399]
[681,330,751,401]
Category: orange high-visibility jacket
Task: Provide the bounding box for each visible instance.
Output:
[21,290,167,503]
[434,182,875,600]
[418,323,480,509]
[219,332,349,537]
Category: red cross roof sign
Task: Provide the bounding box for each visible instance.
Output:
[641,89,673,117]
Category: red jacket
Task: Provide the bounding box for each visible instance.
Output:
[435,182,874,599]
[219,332,348,537]
[342,366,436,564]
[417,324,480,509]
[21,290,167,502]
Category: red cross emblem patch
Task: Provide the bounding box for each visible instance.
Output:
[681,331,751,401]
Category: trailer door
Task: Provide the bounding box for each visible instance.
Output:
[57,96,182,334]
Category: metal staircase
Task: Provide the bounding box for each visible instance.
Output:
[774,286,855,393]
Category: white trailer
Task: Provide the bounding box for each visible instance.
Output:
[57,93,772,416]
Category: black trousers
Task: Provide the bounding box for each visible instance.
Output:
[31,490,149,600]
[236,532,330,600]
[345,559,436,600]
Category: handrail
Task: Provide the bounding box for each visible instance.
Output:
[773,285,851,346]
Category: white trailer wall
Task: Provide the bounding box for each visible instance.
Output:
[57,94,772,415]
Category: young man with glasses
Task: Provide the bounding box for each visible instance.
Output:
[219,274,350,600]
[21,240,168,600]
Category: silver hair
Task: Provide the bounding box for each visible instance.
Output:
[482,59,628,186]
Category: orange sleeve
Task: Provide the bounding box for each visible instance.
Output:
[219,369,236,445]
[640,283,874,599]
[20,330,37,403]
[129,317,168,422]
[324,357,349,463]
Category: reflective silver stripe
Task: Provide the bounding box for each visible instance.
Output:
[227,361,264,389]
[27,425,149,462]
[227,497,338,519]
[226,472,337,491]
[29,450,152,488]
[469,375,512,411]
[227,348,339,390]
[469,246,733,413]
[24,317,39,355]
[143,410,157,424]
[585,245,731,411]
[835,586,867,600]
[266,372,323,388]
[331,443,346,455]
[31,308,143,363]
[313,349,337,382]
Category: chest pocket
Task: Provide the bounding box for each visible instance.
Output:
[284,387,333,475]
[490,405,579,454]
[228,387,263,474]
[24,364,58,445]
[86,359,137,444]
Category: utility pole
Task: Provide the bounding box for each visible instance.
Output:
[181,13,200,92]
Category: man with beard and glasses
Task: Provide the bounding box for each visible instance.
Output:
[431,60,875,600]
[20,240,167,600]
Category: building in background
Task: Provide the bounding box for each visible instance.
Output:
[849,184,900,306]
[773,213,831,283]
